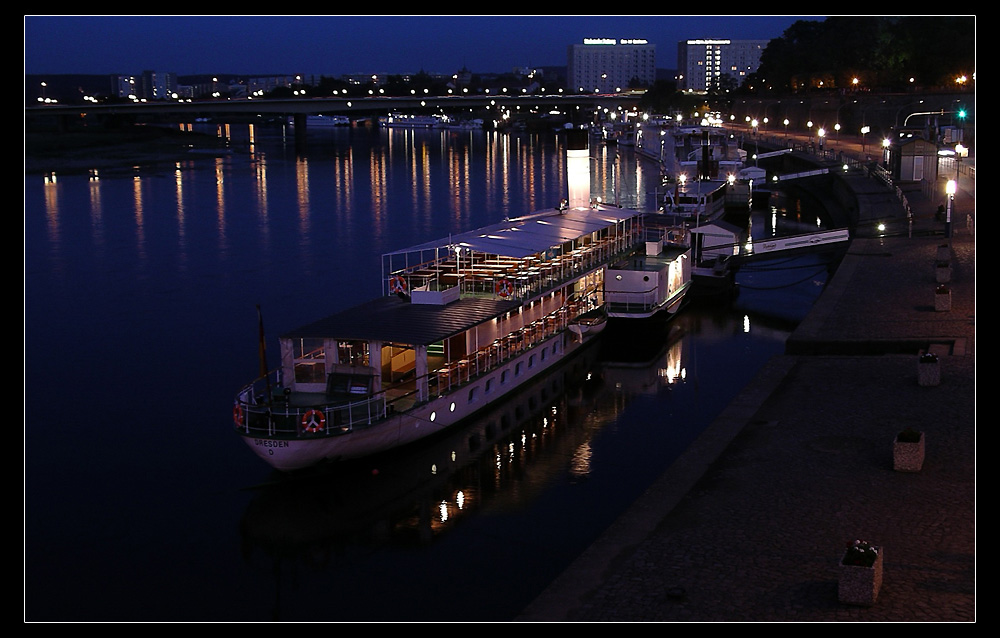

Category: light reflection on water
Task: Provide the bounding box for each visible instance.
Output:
[25,124,813,621]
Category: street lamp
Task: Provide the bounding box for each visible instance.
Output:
[818,127,825,152]
[945,179,956,239]
[783,118,789,138]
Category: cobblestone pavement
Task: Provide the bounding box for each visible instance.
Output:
[518,156,975,623]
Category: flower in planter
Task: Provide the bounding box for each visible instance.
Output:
[843,540,879,567]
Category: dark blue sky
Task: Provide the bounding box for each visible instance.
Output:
[24,15,821,77]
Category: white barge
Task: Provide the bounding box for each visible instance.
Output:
[605,224,692,320]
[233,204,648,471]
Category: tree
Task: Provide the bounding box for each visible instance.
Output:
[753,16,976,94]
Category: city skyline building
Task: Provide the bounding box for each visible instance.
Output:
[676,39,768,92]
[566,38,656,93]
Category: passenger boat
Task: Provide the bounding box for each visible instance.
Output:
[233,203,648,472]
[381,113,447,128]
[304,114,350,127]
[605,223,692,320]
[661,176,731,223]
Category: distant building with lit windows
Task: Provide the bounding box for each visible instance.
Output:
[677,39,768,92]
[113,71,178,100]
[567,38,656,93]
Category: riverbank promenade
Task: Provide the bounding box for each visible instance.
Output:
[518,142,975,622]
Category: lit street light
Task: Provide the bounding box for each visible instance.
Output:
[945,179,956,239]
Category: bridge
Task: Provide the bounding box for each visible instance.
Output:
[26,93,644,152]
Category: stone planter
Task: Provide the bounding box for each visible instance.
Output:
[918,354,940,386]
[935,286,951,312]
[839,547,883,606]
[935,261,952,283]
[894,431,925,472]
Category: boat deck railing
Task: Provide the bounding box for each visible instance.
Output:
[389,227,642,303]
[233,295,597,439]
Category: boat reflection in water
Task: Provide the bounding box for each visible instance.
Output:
[238,319,692,620]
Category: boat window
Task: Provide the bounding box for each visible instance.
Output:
[293,338,325,384]
[515,362,523,376]
[501,370,509,384]
[529,354,536,368]
[468,387,478,402]
[485,378,493,394]
[541,348,547,361]
[337,340,369,367]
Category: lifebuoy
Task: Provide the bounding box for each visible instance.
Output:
[389,275,407,294]
[233,403,244,427]
[495,278,514,298]
[302,409,326,433]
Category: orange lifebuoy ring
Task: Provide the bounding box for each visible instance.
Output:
[302,409,326,433]
[389,275,407,294]
[233,403,244,427]
[495,278,514,298]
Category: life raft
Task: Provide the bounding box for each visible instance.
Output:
[302,409,326,433]
[389,275,407,294]
[495,278,514,298]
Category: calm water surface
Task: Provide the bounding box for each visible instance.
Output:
[24,124,824,621]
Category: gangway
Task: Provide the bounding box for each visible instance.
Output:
[772,168,829,182]
[755,149,793,159]
[700,228,850,268]
[742,228,849,260]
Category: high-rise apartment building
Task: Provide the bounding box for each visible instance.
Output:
[567,38,656,93]
[676,39,769,92]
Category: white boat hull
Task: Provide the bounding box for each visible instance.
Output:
[239,332,595,471]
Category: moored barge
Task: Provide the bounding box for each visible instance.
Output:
[233,205,648,471]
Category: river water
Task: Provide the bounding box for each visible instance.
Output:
[24,123,834,621]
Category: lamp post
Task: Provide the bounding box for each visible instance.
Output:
[945,179,956,239]
[783,118,789,139]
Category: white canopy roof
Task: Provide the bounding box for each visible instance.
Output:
[385,206,634,260]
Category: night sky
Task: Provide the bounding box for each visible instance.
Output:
[24,15,821,77]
